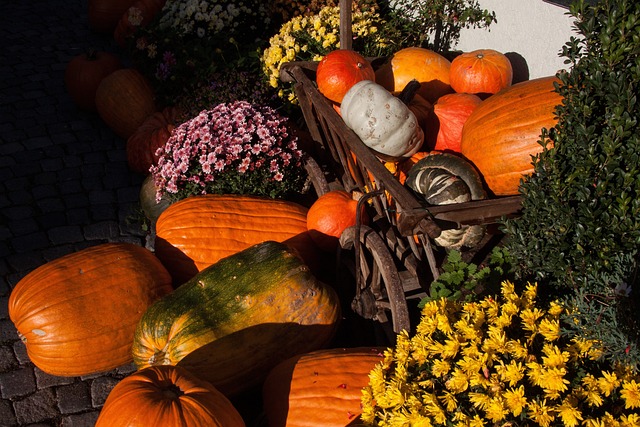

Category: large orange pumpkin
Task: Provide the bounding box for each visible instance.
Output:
[154,194,320,284]
[64,50,123,111]
[460,76,562,196]
[450,49,513,96]
[8,243,173,377]
[126,106,180,174]
[430,92,482,153]
[375,47,452,104]
[95,68,157,139]
[88,0,137,33]
[306,190,368,253]
[316,49,375,104]
[262,347,385,427]
[96,365,245,427]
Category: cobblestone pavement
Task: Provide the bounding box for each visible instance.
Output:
[1,1,153,425]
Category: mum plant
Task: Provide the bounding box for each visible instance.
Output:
[361,281,640,426]
[150,101,307,202]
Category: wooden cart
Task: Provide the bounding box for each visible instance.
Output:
[281,60,523,341]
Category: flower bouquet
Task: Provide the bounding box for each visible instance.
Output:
[150,101,308,202]
[362,281,640,426]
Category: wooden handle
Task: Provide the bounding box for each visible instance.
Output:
[339,0,353,50]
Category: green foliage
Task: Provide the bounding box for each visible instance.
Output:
[419,246,514,306]
[502,0,640,368]
[377,0,496,53]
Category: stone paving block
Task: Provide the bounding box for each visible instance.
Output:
[0,398,17,427]
[61,410,100,427]
[0,366,36,399]
[83,221,120,241]
[12,342,29,366]
[9,232,50,253]
[13,387,58,425]
[31,184,58,200]
[3,205,36,222]
[48,225,84,245]
[5,252,46,274]
[34,368,75,390]
[0,345,18,373]
[88,190,115,206]
[65,209,91,226]
[35,197,66,214]
[7,218,39,237]
[90,205,118,223]
[37,211,68,230]
[7,190,34,206]
[0,320,19,342]
[90,376,120,408]
[56,381,92,415]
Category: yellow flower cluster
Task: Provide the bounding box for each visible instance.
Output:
[361,281,640,426]
[261,4,388,103]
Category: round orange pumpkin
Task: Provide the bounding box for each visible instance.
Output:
[460,76,562,196]
[262,347,385,427]
[154,194,320,284]
[375,47,453,104]
[450,49,513,96]
[126,106,180,174]
[430,92,482,153]
[95,68,157,139]
[64,50,123,111]
[306,190,368,253]
[8,243,173,377]
[88,0,137,33]
[96,365,245,427]
[316,49,375,104]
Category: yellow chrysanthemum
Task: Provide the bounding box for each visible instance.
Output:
[557,396,583,427]
[503,385,527,416]
[542,343,569,368]
[527,399,555,427]
[496,360,525,386]
[446,368,470,393]
[431,359,451,378]
[485,398,508,422]
[622,381,640,409]
[598,371,620,397]
[539,317,561,341]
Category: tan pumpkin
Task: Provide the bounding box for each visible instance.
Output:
[375,47,453,104]
[8,243,172,376]
[460,76,562,196]
[154,194,320,284]
[95,68,157,139]
[96,365,245,427]
[262,347,385,427]
[341,80,424,161]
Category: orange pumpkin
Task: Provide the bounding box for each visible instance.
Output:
[450,49,513,96]
[316,49,375,104]
[88,0,136,33]
[96,365,245,427]
[64,50,123,111]
[375,47,452,104]
[306,190,368,252]
[113,0,167,47]
[262,347,385,427]
[430,92,482,153]
[8,243,173,377]
[460,76,562,196]
[155,194,320,284]
[95,68,157,139]
[126,106,180,174]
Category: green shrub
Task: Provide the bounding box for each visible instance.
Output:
[502,0,640,368]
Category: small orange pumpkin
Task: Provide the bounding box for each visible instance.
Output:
[262,347,385,427]
[460,76,562,196]
[375,47,452,104]
[450,49,513,96]
[96,365,245,427]
[64,50,123,111]
[126,106,180,174]
[306,190,367,252]
[316,49,375,104]
[95,68,157,139]
[88,0,137,33]
[431,92,483,153]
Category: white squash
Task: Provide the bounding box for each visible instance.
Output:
[340,80,424,161]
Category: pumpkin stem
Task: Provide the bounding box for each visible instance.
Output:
[85,48,98,61]
[398,79,420,105]
[162,383,184,400]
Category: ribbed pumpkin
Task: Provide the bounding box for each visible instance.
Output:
[375,47,452,104]
[64,50,123,111]
[126,106,180,174]
[450,49,513,96]
[460,76,562,196]
[113,0,167,47]
[430,92,483,153]
[262,347,385,427]
[8,243,172,377]
[96,365,245,427]
[139,174,173,223]
[405,151,487,248]
[95,68,157,139]
[132,241,341,397]
[316,49,375,104]
[154,194,318,284]
[306,190,367,253]
[88,0,137,33]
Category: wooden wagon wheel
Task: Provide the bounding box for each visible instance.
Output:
[337,222,411,341]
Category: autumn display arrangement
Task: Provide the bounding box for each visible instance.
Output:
[8,0,640,425]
